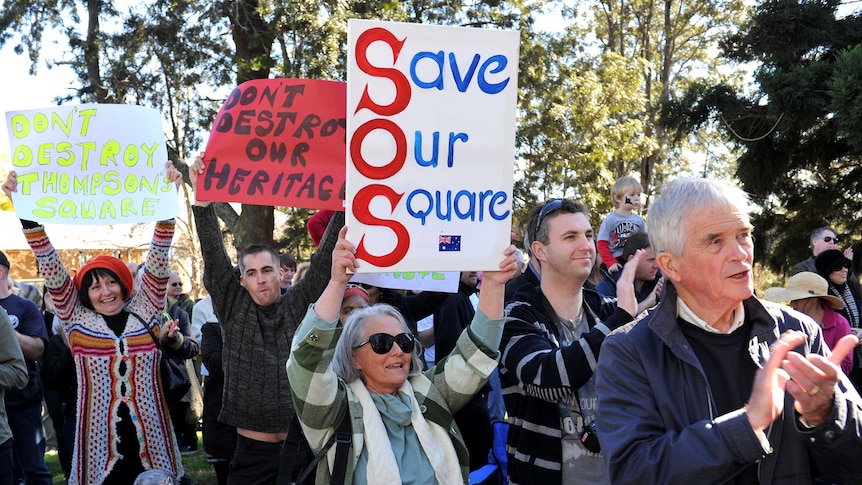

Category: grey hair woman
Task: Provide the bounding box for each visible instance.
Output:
[287,226,519,484]
[331,304,423,383]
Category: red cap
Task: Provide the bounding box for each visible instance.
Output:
[343,285,370,303]
[73,255,135,297]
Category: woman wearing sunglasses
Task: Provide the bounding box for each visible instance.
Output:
[288,227,518,484]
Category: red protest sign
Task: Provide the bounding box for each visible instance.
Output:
[200,79,346,210]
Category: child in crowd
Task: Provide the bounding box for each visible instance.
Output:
[597,175,646,273]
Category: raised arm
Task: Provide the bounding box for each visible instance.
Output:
[428,246,517,411]
[286,227,354,452]
[5,171,78,322]
[188,156,242,316]
[310,226,355,323]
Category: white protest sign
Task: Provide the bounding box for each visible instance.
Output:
[346,20,519,272]
[349,271,460,293]
[5,104,179,224]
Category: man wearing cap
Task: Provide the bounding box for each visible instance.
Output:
[0,251,52,485]
[765,272,854,375]
[188,156,344,484]
[791,226,861,297]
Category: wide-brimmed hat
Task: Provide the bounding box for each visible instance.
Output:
[764,272,844,310]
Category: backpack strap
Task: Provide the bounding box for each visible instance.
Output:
[278,412,352,485]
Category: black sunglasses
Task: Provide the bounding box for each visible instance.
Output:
[354,333,415,354]
[170,282,183,287]
[823,236,840,244]
[533,199,565,243]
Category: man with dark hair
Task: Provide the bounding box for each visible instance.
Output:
[189,157,344,484]
[792,226,861,297]
[0,251,51,485]
[595,232,662,306]
[499,199,638,484]
[278,253,297,293]
[504,207,542,303]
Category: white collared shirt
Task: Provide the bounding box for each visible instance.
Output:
[678,299,745,334]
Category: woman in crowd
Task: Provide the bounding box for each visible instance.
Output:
[287,227,517,484]
[816,249,862,391]
[3,165,185,485]
[764,272,854,374]
[816,249,862,329]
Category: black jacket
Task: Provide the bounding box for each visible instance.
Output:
[41,333,77,418]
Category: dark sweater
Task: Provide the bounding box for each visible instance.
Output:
[193,204,344,432]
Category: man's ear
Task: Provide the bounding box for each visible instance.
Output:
[656,252,681,283]
[531,240,548,264]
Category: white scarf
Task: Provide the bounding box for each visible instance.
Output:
[347,379,463,485]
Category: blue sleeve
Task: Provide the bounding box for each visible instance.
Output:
[18,298,48,341]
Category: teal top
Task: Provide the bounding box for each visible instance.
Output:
[353,392,437,485]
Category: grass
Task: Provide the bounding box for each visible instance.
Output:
[45,432,217,485]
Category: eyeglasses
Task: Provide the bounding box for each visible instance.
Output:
[823,236,840,244]
[170,282,183,287]
[354,333,415,354]
[533,199,565,243]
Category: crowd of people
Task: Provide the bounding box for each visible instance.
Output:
[1,164,862,485]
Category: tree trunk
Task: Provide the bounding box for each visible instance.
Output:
[85,0,108,103]
[227,0,277,250]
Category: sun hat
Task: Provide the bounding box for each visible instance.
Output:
[763,272,844,310]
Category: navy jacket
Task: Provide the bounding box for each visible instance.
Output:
[596,282,862,484]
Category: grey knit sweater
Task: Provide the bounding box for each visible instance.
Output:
[193,205,344,432]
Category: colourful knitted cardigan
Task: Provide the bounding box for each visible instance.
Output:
[25,220,183,485]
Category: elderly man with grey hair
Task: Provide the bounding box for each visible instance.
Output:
[596,177,862,484]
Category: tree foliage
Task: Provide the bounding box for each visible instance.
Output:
[581,0,745,196]
[1,0,750,257]
[662,0,862,273]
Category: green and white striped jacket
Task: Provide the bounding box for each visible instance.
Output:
[286,305,503,485]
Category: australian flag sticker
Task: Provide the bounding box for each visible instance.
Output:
[439,235,462,252]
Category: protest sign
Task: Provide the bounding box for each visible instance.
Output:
[200,79,347,210]
[346,20,519,272]
[349,271,460,293]
[5,104,179,225]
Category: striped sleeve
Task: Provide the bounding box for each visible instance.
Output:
[24,226,78,322]
[133,220,175,322]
